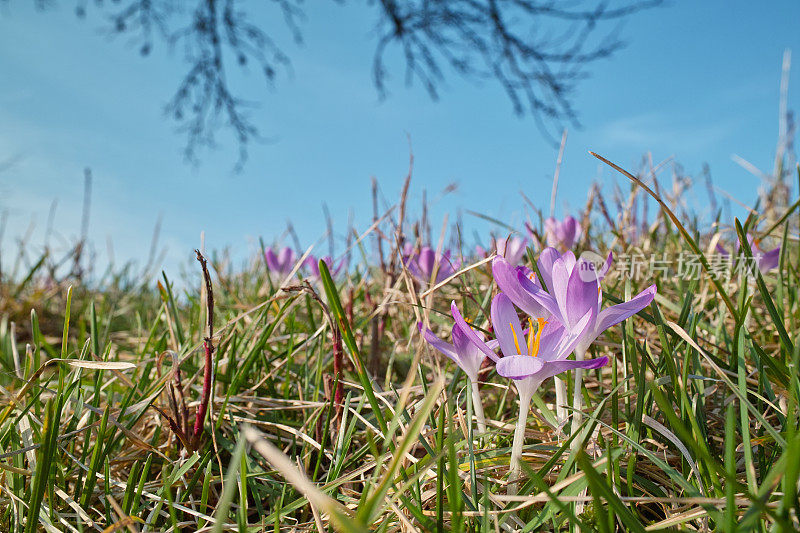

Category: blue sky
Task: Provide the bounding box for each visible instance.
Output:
[0,1,798,278]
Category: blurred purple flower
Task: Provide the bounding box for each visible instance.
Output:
[265,247,297,277]
[477,236,529,265]
[545,215,580,251]
[715,234,780,274]
[405,245,461,284]
[498,237,529,265]
[304,255,348,279]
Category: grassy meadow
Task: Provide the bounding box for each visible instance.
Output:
[0,148,799,532]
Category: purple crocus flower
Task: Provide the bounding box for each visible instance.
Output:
[454,293,607,481]
[509,249,656,356]
[303,255,349,279]
[545,215,581,251]
[404,246,461,284]
[506,248,655,433]
[265,247,297,277]
[418,301,500,433]
[715,234,780,274]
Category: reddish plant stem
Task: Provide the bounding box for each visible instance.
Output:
[193,337,213,444]
[193,250,215,448]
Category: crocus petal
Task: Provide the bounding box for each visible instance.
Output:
[498,237,528,265]
[418,248,436,279]
[552,307,595,359]
[332,256,349,278]
[533,320,566,359]
[451,323,485,377]
[565,257,600,328]
[517,270,563,320]
[759,247,780,273]
[492,256,548,317]
[544,218,559,248]
[437,254,460,282]
[536,247,561,290]
[561,251,576,273]
[516,264,539,287]
[451,323,472,354]
[549,256,572,322]
[417,323,459,362]
[496,355,544,380]
[451,301,500,362]
[595,284,657,334]
[278,247,295,271]
[319,256,347,278]
[491,293,528,357]
[405,255,424,280]
[510,238,529,264]
[265,249,280,272]
[561,216,579,248]
[533,356,609,382]
[715,243,730,257]
[304,255,321,277]
[598,252,614,282]
[418,322,477,380]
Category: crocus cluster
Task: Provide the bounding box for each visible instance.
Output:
[420,245,656,484]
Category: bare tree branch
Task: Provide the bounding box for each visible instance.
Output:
[12,0,660,165]
[371,0,661,144]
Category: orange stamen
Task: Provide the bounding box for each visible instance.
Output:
[526,317,549,357]
[526,318,535,355]
[509,322,523,355]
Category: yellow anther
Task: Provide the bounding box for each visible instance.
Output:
[526,317,549,357]
[526,318,536,355]
[509,322,523,355]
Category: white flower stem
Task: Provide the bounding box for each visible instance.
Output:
[571,347,586,442]
[470,379,487,435]
[509,386,533,495]
[554,376,567,429]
